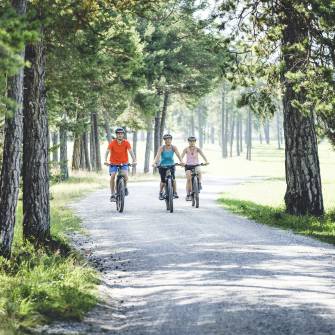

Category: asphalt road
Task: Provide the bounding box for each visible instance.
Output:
[40,176,335,335]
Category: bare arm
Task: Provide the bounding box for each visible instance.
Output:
[197,148,209,164]
[105,148,110,163]
[174,147,184,164]
[152,147,163,165]
[128,149,137,164]
[180,148,187,160]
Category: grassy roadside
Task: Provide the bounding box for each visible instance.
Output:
[219,198,335,245]
[217,142,335,246]
[0,172,107,334]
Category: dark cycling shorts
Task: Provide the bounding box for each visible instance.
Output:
[159,166,175,183]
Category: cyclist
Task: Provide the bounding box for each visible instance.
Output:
[181,136,209,201]
[152,134,184,200]
[104,127,137,202]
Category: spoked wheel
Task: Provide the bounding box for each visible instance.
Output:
[192,176,199,208]
[165,183,170,211]
[116,178,125,213]
[167,178,174,213]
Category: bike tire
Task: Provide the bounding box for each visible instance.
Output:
[168,178,174,213]
[193,177,199,208]
[117,178,125,213]
[165,183,170,211]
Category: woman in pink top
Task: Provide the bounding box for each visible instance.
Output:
[181,136,209,201]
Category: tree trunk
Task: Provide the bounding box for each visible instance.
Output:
[281,3,324,215]
[90,112,96,170]
[132,131,137,175]
[59,120,69,180]
[103,113,112,143]
[144,124,153,174]
[221,86,228,158]
[51,132,59,163]
[276,110,281,150]
[92,112,102,171]
[83,132,91,171]
[79,136,85,170]
[72,135,81,170]
[22,26,50,244]
[230,113,235,157]
[153,110,161,174]
[264,118,270,144]
[239,114,243,153]
[198,107,204,149]
[246,110,252,161]
[191,111,195,136]
[236,116,240,156]
[159,92,169,142]
[0,0,27,258]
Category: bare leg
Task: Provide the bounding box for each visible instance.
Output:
[110,173,116,194]
[186,171,192,194]
[173,179,177,193]
[160,182,165,193]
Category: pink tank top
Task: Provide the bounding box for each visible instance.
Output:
[186,147,199,165]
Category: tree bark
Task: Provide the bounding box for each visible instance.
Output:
[236,116,240,156]
[92,112,102,171]
[72,135,81,170]
[83,132,91,171]
[132,131,137,175]
[230,113,235,157]
[264,118,270,144]
[276,110,281,150]
[159,92,169,143]
[22,25,50,244]
[90,112,96,170]
[144,123,153,174]
[246,110,252,161]
[103,113,112,143]
[59,120,69,180]
[281,3,324,215]
[221,86,228,158]
[79,136,85,170]
[239,114,243,153]
[198,107,204,149]
[51,132,59,163]
[0,0,27,258]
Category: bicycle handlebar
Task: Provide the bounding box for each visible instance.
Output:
[104,163,135,167]
[156,163,182,169]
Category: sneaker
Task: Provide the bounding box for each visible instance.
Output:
[159,192,164,200]
[125,187,129,196]
[186,194,192,201]
[110,195,116,202]
[173,192,179,199]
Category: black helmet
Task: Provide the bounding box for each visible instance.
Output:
[115,127,125,134]
[163,134,172,140]
[188,136,197,141]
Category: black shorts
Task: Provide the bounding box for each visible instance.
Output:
[159,166,175,183]
[185,165,200,172]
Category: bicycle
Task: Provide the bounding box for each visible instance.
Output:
[157,163,180,213]
[186,163,206,208]
[105,163,133,213]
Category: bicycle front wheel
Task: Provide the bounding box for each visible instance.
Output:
[193,176,199,208]
[168,178,174,213]
[117,178,125,213]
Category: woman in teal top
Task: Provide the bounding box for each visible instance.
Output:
[153,134,184,200]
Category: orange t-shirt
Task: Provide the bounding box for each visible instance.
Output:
[108,139,131,164]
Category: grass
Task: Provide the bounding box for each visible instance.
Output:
[215,141,335,245]
[0,171,107,334]
[219,198,335,245]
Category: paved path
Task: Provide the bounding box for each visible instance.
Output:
[41,176,335,335]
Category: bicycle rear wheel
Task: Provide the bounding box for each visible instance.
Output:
[167,178,174,213]
[117,178,125,213]
[193,176,199,208]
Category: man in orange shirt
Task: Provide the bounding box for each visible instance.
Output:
[105,127,137,202]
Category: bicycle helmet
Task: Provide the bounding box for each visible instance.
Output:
[163,134,172,140]
[188,136,197,141]
[115,127,125,134]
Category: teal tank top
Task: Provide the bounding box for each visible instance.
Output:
[160,146,175,166]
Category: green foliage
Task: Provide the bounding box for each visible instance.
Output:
[219,198,335,245]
